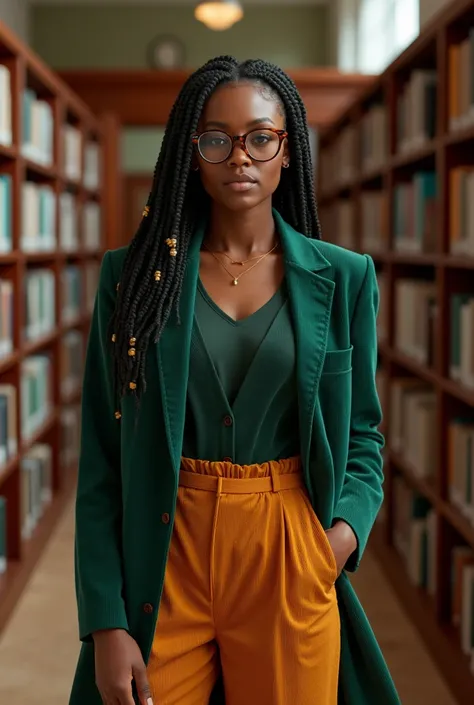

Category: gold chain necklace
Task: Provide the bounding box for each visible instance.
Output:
[202,241,279,286]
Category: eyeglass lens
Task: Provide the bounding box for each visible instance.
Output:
[198,130,281,163]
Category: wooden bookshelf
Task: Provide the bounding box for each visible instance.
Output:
[317,1,474,703]
[0,21,115,632]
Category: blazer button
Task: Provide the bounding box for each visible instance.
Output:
[143,603,154,614]
[161,512,170,524]
[223,415,233,427]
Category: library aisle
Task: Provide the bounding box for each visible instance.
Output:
[0,495,457,705]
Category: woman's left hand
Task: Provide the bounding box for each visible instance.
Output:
[325,521,358,576]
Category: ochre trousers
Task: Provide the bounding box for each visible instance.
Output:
[147,456,340,705]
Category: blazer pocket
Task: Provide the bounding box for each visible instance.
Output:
[322,346,353,375]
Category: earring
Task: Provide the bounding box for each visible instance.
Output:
[283,163,290,169]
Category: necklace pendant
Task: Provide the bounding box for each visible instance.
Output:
[233,279,238,286]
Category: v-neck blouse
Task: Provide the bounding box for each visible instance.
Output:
[182,279,300,465]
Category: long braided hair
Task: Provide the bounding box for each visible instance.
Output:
[110,56,322,403]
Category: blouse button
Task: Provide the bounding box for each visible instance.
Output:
[223,415,233,427]
[143,603,154,614]
[161,513,170,525]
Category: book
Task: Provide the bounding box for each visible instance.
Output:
[450,294,474,388]
[361,190,388,253]
[449,166,474,257]
[394,278,437,365]
[24,269,56,341]
[60,404,81,468]
[393,171,437,253]
[0,64,12,146]
[83,201,102,251]
[20,355,53,440]
[21,182,56,252]
[63,124,82,183]
[361,103,387,173]
[21,443,53,540]
[448,29,474,132]
[0,278,14,358]
[84,140,100,191]
[0,383,17,465]
[397,69,437,153]
[0,173,12,252]
[59,192,79,252]
[60,330,84,399]
[21,88,54,167]
[448,419,474,523]
[390,378,436,480]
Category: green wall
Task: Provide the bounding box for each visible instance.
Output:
[31,4,329,70]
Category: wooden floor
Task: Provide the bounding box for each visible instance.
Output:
[0,499,457,705]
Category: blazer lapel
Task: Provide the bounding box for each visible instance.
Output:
[156,223,204,473]
[275,210,335,480]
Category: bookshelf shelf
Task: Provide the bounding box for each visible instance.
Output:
[318,0,474,699]
[0,19,119,633]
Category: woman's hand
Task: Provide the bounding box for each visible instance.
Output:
[93,628,153,705]
[325,521,358,576]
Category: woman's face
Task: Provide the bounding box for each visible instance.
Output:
[195,82,289,212]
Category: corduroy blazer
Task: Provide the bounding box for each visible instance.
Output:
[69,209,401,705]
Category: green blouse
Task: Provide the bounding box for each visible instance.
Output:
[182,279,300,465]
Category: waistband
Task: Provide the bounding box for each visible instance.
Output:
[179,456,303,494]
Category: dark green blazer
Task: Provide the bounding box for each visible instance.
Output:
[69,210,401,705]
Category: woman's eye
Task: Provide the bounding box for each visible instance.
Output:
[252,134,270,144]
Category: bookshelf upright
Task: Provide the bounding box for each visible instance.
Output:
[0,21,112,632]
[317,1,474,703]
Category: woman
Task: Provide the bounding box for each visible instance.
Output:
[69,56,400,705]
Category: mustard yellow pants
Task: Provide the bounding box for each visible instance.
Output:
[147,457,340,705]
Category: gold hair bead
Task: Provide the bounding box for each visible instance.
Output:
[170,248,177,257]
[129,337,136,346]
[142,205,150,217]
[111,333,116,343]
[128,348,136,357]
[154,270,161,282]
[129,381,137,390]
[114,411,122,420]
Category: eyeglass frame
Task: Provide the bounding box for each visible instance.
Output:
[191,128,289,164]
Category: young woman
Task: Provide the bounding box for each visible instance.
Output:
[69,56,400,705]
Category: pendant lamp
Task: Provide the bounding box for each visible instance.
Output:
[194,0,244,31]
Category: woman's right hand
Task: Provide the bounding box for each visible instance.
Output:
[93,628,153,705]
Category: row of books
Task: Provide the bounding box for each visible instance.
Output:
[360,190,388,254]
[319,200,355,252]
[60,331,84,399]
[393,171,437,254]
[392,476,474,669]
[0,402,82,574]
[0,278,13,359]
[449,28,474,132]
[397,70,437,154]
[394,278,437,367]
[0,342,86,464]
[0,263,99,355]
[393,476,437,592]
[451,294,474,390]
[24,270,56,341]
[450,166,474,258]
[360,103,387,174]
[449,418,474,526]
[0,65,101,188]
[0,177,103,253]
[390,378,436,480]
[319,123,356,194]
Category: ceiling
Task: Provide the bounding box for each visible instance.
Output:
[29,0,328,6]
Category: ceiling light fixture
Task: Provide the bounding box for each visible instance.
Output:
[194,0,244,31]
